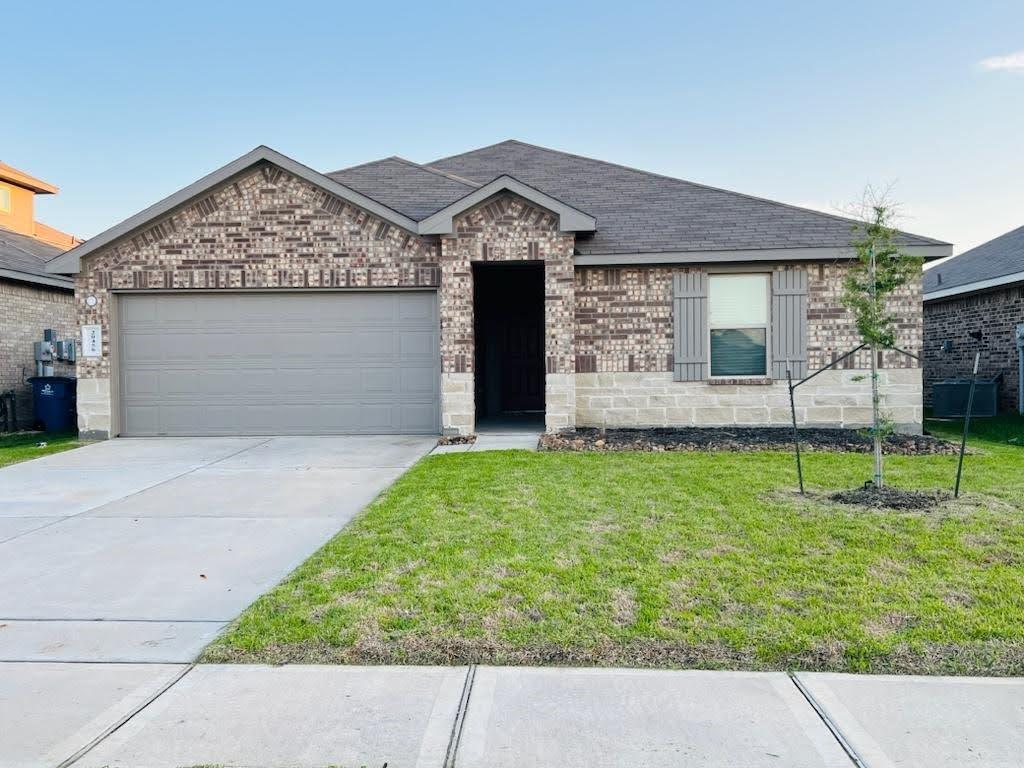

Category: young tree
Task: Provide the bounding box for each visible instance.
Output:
[841,199,923,487]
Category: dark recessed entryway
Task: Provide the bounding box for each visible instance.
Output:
[473,262,545,431]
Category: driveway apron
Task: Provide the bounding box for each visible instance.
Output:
[0,435,433,767]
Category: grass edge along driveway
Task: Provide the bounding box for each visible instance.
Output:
[0,431,80,468]
[207,415,1024,675]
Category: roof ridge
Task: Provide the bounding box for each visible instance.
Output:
[326,155,403,175]
[386,156,481,188]
[434,139,950,247]
[328,155,480,190]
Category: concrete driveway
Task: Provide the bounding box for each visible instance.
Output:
[0,435,435,664]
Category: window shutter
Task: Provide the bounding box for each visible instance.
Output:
[673,271,707,381]
[771,268,808,379]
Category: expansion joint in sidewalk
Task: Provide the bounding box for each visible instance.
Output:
[788,671,865,768]
[444,664,477,768]
[57,663,195,768]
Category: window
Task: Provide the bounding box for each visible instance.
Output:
[708,274,769,377]
[0,186,10,214]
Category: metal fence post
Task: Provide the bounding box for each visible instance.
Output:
[788,368,804,495]
[955,351,981,498]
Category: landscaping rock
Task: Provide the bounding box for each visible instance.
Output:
[437,434,477,446]
[540,427,959,455]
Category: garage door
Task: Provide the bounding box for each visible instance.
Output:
[117,292,439,436]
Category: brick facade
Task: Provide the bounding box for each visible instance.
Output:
[77,164,440,382]
[574,263,923,372]
[924,284,1024,412]
[0,279,75,429]
[572,263,924,432]
[438,193,576,433]
[71,159,926,437]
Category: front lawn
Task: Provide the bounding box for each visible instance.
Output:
[207,416,1024,674]
[0,431,80,468]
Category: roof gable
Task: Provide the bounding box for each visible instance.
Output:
[418,175,596,235]
[47,146,422,275]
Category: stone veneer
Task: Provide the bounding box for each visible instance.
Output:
[0,279,75,429]
[923,284,1024,412]
[438,193,576,434]
[575,369,923,433]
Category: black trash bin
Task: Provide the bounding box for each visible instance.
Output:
[27,376,77,432]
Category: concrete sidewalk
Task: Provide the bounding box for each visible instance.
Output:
[5,663,1017,768]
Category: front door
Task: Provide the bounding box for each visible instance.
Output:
[473,263,545,420]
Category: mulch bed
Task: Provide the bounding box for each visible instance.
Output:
[828,485,952,511]
[437,434,477,446]
[540,427,960,455]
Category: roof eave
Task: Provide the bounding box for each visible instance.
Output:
[417,175,597,235]
[46,146,421,275]
[924,269,1024,302]
[575,243,952,266]
[0,267,74,290]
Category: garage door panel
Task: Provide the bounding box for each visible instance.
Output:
[118,292,440,436]
[400,329,438,355]
[402,365,441,394]
[401,403,441,432]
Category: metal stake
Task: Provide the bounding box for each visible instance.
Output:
[954,351,981,498]
[788,368,804,495]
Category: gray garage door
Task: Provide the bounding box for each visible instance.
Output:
[117,291,439,436]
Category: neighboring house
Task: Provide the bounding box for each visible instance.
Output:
[923,225,1024,413]
[0,162,80,429]
[46,141,950,440]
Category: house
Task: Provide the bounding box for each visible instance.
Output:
[923,225,1024,413]
[0,162,80,429]
[45,141,951,439]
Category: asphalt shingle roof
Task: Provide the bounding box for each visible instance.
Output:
[425,140,948,255]
[923,224,1024,295]
[326,156,478,221]
[0,226,72,287]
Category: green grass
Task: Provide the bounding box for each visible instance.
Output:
[925,411,1024,448]
[0,431,80,468]
[207,416,1024,674]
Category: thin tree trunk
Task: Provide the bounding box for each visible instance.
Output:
[871,345,883,487]
[869,243,883,487]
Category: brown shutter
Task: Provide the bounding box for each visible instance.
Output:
[771,268,809,379]
[673,271,707,381]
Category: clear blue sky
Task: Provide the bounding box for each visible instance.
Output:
[4,0,1022,254]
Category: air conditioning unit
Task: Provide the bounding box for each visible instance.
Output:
[932,379,999,418]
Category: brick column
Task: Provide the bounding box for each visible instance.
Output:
[544,246,576,432]
[439,236,475,435]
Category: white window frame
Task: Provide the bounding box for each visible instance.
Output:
[0,185,10,214]
[707,272,772,379]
